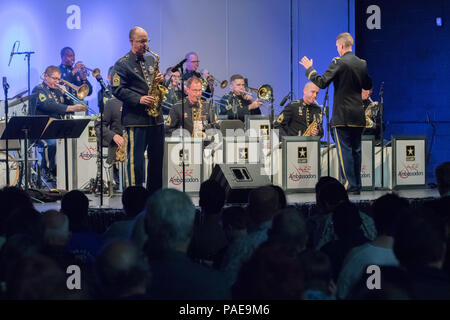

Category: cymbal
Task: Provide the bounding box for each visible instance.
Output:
[11,89,28,100]
[8,93,37,107]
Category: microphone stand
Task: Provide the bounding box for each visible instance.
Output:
[269,95,275,184]
[181,69,186,193]
[375,82,388,190]
[3,78,10,185]
[323,86,330,176]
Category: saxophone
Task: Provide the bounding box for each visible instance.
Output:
[192,100,206,138]
[365,98,378,128]
[302,110,323,136]
[115,131,128,163]
[144,48,168,117]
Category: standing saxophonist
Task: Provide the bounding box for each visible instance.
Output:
[273,82,323,138]
[31,65,88,181]
[111,26,165,195]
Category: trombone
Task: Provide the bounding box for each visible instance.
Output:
[60,79,90,100]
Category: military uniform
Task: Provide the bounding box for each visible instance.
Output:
[218,92,261,123]
[305,51,372,192]
[166,98,219,136]
[94,97,123,185]
[111,50,164,195]
[31,82,74,178]
[97,85,113,113]
[182,70,213,100]
[163,87,183,115]
[273,99,324,138]
[59,64,93,98]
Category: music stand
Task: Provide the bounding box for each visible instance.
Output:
[40,119,90,191]
[0,116,49,190]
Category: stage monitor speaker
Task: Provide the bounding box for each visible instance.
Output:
[210,163,271,204]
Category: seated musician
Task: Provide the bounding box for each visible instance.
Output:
[273,82,323,138]
[166,76,219,137]
[218,74,263,123]
[163,68,183,114]
[182,51,214,100]
[94,91,123,189]
[362,88,382,143]
[31,65,87,181]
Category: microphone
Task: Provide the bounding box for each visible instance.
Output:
[379,81,384,97]
[171,58,187,73]
[3,77,9,90]
[280,91,291,106]
[95,74,109,93]
[8,42,17,67]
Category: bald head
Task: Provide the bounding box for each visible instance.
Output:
[129,26,149,56]
[303,82,319,105]
[96,240,150,298]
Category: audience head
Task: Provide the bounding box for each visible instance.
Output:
[271,185,287,210]
[221,206,248,241]
[41,210,70,246]
[315,177,349,213]
[6,253,72,300]
[96,240,150,299]
[199,179,225,215]
[435,161,450,197]
[122,186,149,218]
[3,206,43,241]
[372,193,409,236]
[267,208,308,253]
[144,188,196,257]
[247,186,279,226]
[232,243,305,300]
[0,186,34,234]
[394,210,447,269]
[61,190,89,231]
[298,250,334,297]
[332,201,362,240]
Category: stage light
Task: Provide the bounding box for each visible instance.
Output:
[436,17,442,27]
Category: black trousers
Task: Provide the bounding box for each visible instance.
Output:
[126,125,164,196]
[332,126,364,192]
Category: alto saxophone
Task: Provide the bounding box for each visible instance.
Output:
[192,100,206,138]
[303,113,323,136]
[115,131,128,163]
[144,48,168,117]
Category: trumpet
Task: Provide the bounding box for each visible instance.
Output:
[201,70,228,89]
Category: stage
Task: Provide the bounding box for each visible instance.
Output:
[33,187,440,234]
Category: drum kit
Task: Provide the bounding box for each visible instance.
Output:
[0,91,39,188]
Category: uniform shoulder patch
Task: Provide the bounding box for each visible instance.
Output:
[165,115,171,126]
[112,73,120,87]
[225,103,232,110]
[277,113,284,123]
[39,93,47,102]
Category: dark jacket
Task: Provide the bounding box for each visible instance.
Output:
[306,51,372,127]
[273,99,324,137]
[94,97,124,164]
[111,51,164,127]
[218,92,261,123]
[31,83,72,118]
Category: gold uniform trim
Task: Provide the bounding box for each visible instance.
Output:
[334,127,349,190]
[307,70,317,79]
[129,128,136,186]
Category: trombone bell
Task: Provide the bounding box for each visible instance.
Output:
[60,79,89,100]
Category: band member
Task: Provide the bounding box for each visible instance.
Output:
[94,94,123,188]
[166,76,219,136]
[362,88,382,142]
[31,65,88,181]
[59,47,93,98]
[218,74,263,122]
[163,68,183,114]
[300,32,372,195]
[182,51,213,99]
[111,26,165,195]
[274,82,323,138]
[97,66,114,113]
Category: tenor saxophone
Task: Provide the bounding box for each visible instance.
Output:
[115,131,128,163]
[192,100,206,138]
[144,48,168,117]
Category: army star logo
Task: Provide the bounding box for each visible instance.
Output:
[238,147,249,162]
[298,146,307,163]
[406,145,415,161]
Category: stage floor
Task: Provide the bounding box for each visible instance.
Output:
[34,187,440,212]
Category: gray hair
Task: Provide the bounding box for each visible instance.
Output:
[145,188,196,254]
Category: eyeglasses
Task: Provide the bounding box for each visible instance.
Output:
[49,76,61,81]
[190,60,200,63]
[134,39,150,44]
[190,89,202,93]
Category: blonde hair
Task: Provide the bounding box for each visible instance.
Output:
[336,32,354,48]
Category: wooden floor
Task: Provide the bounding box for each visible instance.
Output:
[34,187,440,212]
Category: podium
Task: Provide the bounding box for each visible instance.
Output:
[41,119,90,190]
[0,116,49,189]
